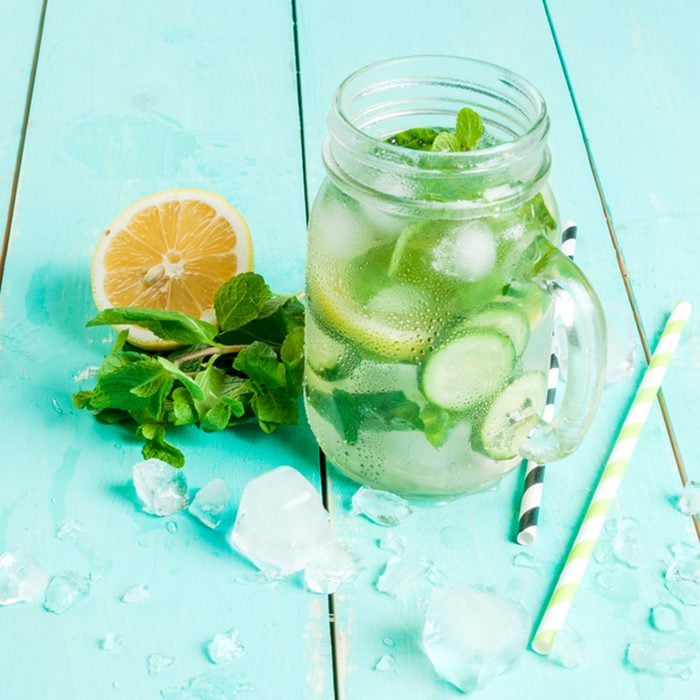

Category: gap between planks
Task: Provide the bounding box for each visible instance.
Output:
[0,0,48,292]
[542,0,700,541]
[290,0,344,697]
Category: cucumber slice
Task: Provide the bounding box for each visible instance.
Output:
[462,302,530,356]
[477,371,546,459]
[420,330,516,411]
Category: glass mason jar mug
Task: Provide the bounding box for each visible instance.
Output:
[304,56,606,497]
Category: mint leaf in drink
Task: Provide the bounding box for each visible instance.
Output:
[233,342,286,389]
[214,271,271,330]
[386,127,441,151]
[527,193,557,232]
[456,107,484,150]
[432,131,461,152]
[87,307,218,346]
[420,404,451,448]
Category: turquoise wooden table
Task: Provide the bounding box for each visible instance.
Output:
[1,1,699,697]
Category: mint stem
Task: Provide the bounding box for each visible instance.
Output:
[174,344,247,366]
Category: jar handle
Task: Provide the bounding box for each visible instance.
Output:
[520,239,607,463]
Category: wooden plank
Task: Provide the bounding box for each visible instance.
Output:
[296,0,700,697]
[0,0,43,231]
[545,0,700,497]
[0,1,332,698]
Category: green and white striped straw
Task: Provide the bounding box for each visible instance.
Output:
[532,300,692,655]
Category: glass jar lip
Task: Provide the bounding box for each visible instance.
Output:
[333,54,549,167]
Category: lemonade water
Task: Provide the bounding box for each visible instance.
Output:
[305,181,559,496]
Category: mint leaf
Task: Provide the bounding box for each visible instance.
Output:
[94,408,131,424]
[528,193,557,232]
[432,131,461,152]
[420,404,451,448]
[98,350,149,379]
[200,403,232,432]
[258,293,296,319]
[112,329,130,352]
[87,307,218,346]
[217,296,304,347]
[281,326,304,394]
[250,387,298,430]
[72,390,93,409]
[233,342,286,389]
[194,361,247,420]
[169,387,197,426]
[214,272,270,331]
[157,357,205,400]
[386,127,441,151]
[306,388,421,444]
[456,107,484,150]
[89,359,173,423]
[137,425,185,468]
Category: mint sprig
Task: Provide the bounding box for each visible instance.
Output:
[74,272,305,467]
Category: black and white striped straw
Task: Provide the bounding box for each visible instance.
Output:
[516,221,578,546]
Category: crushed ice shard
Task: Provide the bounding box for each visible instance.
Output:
[626,640,695,679]
[678,481,700,515]
[206,628,245,664]
[228,466,333,577]
[44,571,91,614]
[422,584,529,694]
[352,486,412,527]
[304,542,360,594]
[133,458,189,517]
[0,550,49,606]
[189,478,229,529]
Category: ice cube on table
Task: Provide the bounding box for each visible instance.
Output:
[376,555,432,596]
[664,550,700,605]
[422,585,529,694]
[549,628,586,669]
[594,517,641,568]
[121,583,150,604]
[228,466,333,577]
[678,481,700,515]
[352,486,412,527]
[133,458,189,517]
[100,632,123,651]
[43,571,91,614]
[373,654,397,672]
[626,640,696,679]
[148,653,175,676]
[377,532,406,555]
[0,550,49,606]
[161,668,255,699]
[512,552,540,571]
[55,520,83,542]
[189,478,229,528]
[304,542,360,594]
[206,628,245,664]
[650,603,682,633]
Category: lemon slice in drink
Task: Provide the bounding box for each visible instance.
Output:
[92,189,253,349]
[307,246,438,361]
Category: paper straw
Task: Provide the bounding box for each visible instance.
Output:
[532,300,692,655]
[517,222,578,546]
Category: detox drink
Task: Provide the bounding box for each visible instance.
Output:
[305,180,558,496]
[304,57,606,497]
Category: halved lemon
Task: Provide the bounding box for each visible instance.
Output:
[92,189,253,348]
